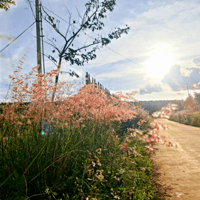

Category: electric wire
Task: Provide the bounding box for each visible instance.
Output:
[0,22,36,54]
[28,45,57,66]
[26,0,36,20]
[44,0,61,48]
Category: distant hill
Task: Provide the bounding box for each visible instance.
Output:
[131,100,184,115]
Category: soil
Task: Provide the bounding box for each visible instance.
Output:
[152,118,200,200]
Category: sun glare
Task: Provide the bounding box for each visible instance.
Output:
[145,52,175,80]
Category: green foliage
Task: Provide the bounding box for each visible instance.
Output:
[190,112,200,127]
[194,92,200,110]
[0,117,158,199]
[182,94,199,113]
[169,95,200,127]
[115,113,153,136]
[0,0,16,11]
[170,111,200,127]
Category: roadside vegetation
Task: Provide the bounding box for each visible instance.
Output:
[169,94,200,127]
[170,111,200,127]
[0,65,170,200]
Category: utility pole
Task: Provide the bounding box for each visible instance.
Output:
[36,0,43,134]
[35,0,42,74]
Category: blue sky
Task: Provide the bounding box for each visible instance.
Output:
[1,0,200,103]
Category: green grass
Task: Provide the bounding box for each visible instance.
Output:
[0,115,160,200]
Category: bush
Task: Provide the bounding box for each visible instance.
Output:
[190,112,200,127]
[170,110,200,127]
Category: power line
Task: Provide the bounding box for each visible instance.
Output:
[44,0,61,48]
[105,46,145,69]
[28,45,57,66]
[0,22,36,54]
[26,0,36,20]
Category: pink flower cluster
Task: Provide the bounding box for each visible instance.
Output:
[141,122,174,153]
[137,119,146,126]
[1,65,140,133]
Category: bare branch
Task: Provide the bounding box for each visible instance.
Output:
[29,46,58,66]
[75,41,100,53]
[64,8,98,53]
[62,25,83,54]
[75,6,83,23]
[30,33,61,54]
[41,6,67,41]
[63,5,72,38]
[25,0,35,19]
[46,37,59,51]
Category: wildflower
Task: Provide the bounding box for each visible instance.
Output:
[115,135,119,142]
[94,156,101,166]
[137,119,146,126]
[130,132,137,137]
[25,117,31,126]
[119,168,125,174]
[92,161,95,167]
[95,169,104,182]
[96,148,102,155]
[87,169,93,177]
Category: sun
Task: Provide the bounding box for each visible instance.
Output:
[145,53,175,80]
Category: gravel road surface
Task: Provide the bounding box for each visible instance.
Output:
[152,118,200,200]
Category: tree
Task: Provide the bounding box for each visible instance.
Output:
[0,0,15,11]
[40,0,130,102]
[176,100,184,111]
[194,92,200,110]
[182,94,199,113]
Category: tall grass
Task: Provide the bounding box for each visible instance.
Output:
[0,64,170,199]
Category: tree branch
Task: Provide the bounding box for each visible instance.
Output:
[41,6,67,41]
[46,37,60,52]
[64,8,98,54]
[75,6,83,22]
[30,46,58,66]
[63,5,72,38]
[30,33,61,54]
[75,41,100,53]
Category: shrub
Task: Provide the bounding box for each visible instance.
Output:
[170,110,200,127]
[190,112,200,127]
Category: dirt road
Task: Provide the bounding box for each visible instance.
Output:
[152,118,200,200]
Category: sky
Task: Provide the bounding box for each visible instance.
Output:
[1,0,200,103]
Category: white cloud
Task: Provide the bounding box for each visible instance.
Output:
[2,0,200,101]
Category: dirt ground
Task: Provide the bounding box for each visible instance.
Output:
[151,118,200,200]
